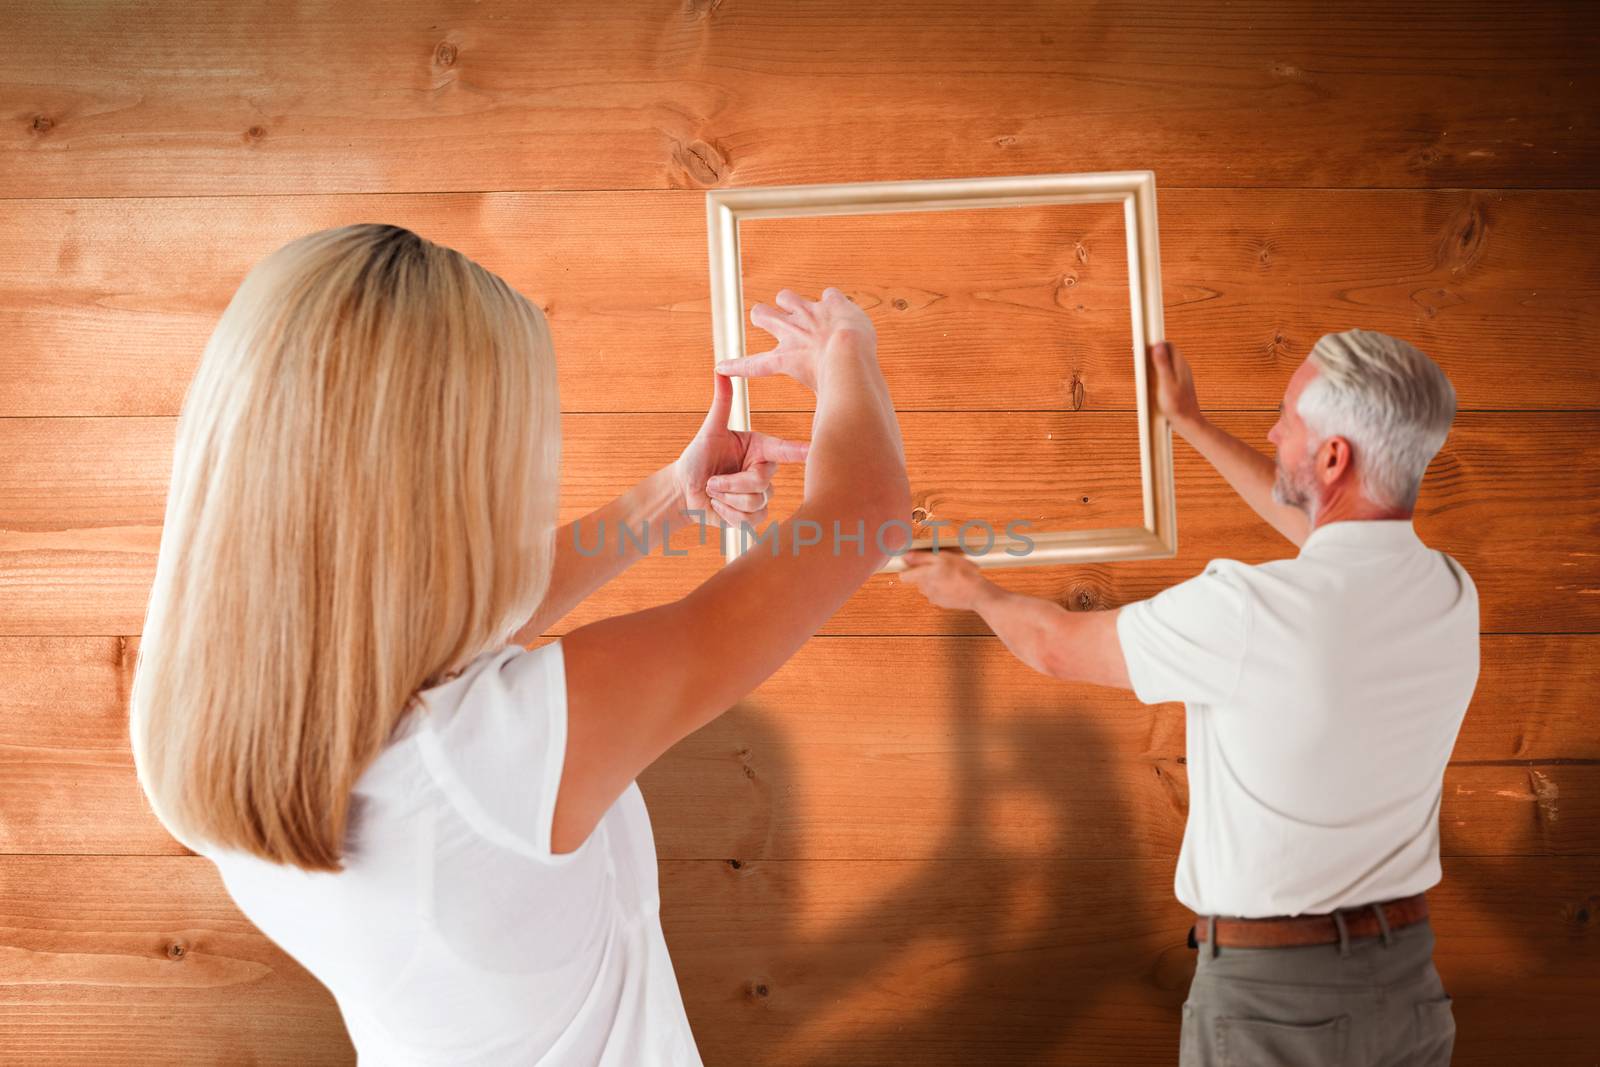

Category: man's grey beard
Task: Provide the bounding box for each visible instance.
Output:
[1272,460,1318,522]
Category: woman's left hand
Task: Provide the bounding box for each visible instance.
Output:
[673,371,810,530]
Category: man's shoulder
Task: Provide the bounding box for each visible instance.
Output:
[1131,556,1259,623]
[1431,546,1478,590]
[1192,554,1278,592]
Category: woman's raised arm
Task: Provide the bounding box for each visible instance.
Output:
[551,288,909,854]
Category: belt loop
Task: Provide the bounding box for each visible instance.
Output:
[1332,909,1351,957]
[1206,915,1218,958]
[1372,902,1394,947]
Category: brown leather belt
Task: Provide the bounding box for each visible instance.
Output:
[1190,893,1429,949]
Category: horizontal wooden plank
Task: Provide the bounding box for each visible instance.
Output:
[0,856,351,1066]
[662,855,1600,1066]
[2,2,1594,198]
[3,412,1592,635]
[2,189,1596,417]
[1,854,1592,1065]
[3,635,1593,858]
[641,729,1595,861]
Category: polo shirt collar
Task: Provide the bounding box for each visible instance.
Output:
[1298,518,1422,558]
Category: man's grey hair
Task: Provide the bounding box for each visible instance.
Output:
[1297,329,1457,511]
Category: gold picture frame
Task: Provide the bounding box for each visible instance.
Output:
[704,170,1176,571]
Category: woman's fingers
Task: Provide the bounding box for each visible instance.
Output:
[707,462,776,494]
[708,495,755,530]
[710,489,767,511]
[747,431,810,464]
[773,288,812,319]
[751,302,800,337]
[715,350,786,378]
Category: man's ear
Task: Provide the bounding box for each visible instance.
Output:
[1317,435,1354,487]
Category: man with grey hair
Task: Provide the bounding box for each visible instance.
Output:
[900,329,1477,1066]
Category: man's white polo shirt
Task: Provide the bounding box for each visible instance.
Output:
[1115,519,1480,919]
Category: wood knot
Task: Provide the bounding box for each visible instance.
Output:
[30,114,54,134]
[670,137,729,187]
[166,940,187,961]
[892,297,909,310]
[1074,242,1089,265]
[910,505,930,524]
[1068,373,1085,411]
[993,135,1017,148]
[434,41,458,67]
[244,125,266,142]
[1069,586,1099,611]
[746,980,770,999]
[727,858,743,870]
[1251,237,1277,270]
[1436,198,1488,275]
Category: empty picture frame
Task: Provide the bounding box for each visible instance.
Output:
[704,170,1176,571]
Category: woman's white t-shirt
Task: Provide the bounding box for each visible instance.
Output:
[196,640,704,1065]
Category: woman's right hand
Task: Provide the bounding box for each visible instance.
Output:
[715,287,876,392]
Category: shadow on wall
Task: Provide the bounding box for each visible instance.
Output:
[1435,772,1593,1049]
[666,640,1187,1067]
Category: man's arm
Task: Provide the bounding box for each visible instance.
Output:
[1175,415,1310,548]
[976,584,1132,689]
[899,551,1132,689]
[1151,341,1310,547]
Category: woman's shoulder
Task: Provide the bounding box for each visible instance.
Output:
[408,640,559,723]
[410,639,574,863]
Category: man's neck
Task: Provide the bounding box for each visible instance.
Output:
[1307,488,1413,531]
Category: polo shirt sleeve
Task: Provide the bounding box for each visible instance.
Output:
[414,639,570,862]
[1116,560,1250,706]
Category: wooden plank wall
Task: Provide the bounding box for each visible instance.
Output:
[2,2,1596,1063]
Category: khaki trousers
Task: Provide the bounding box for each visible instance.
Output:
[1179,915,1455,1066]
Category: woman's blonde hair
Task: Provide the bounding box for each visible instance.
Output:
[129,223,560,872]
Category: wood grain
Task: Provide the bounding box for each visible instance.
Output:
[0,856,352,1066]
[1,190,1595,417]
[4,634,1592,858]
[3,412,1592,635]
[2,2,1595,198]
[661,854,1600,1066]
[1,854,1591,1066]
[4,2,1596,1062]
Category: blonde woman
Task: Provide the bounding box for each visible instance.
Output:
[129,223,909,1065]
